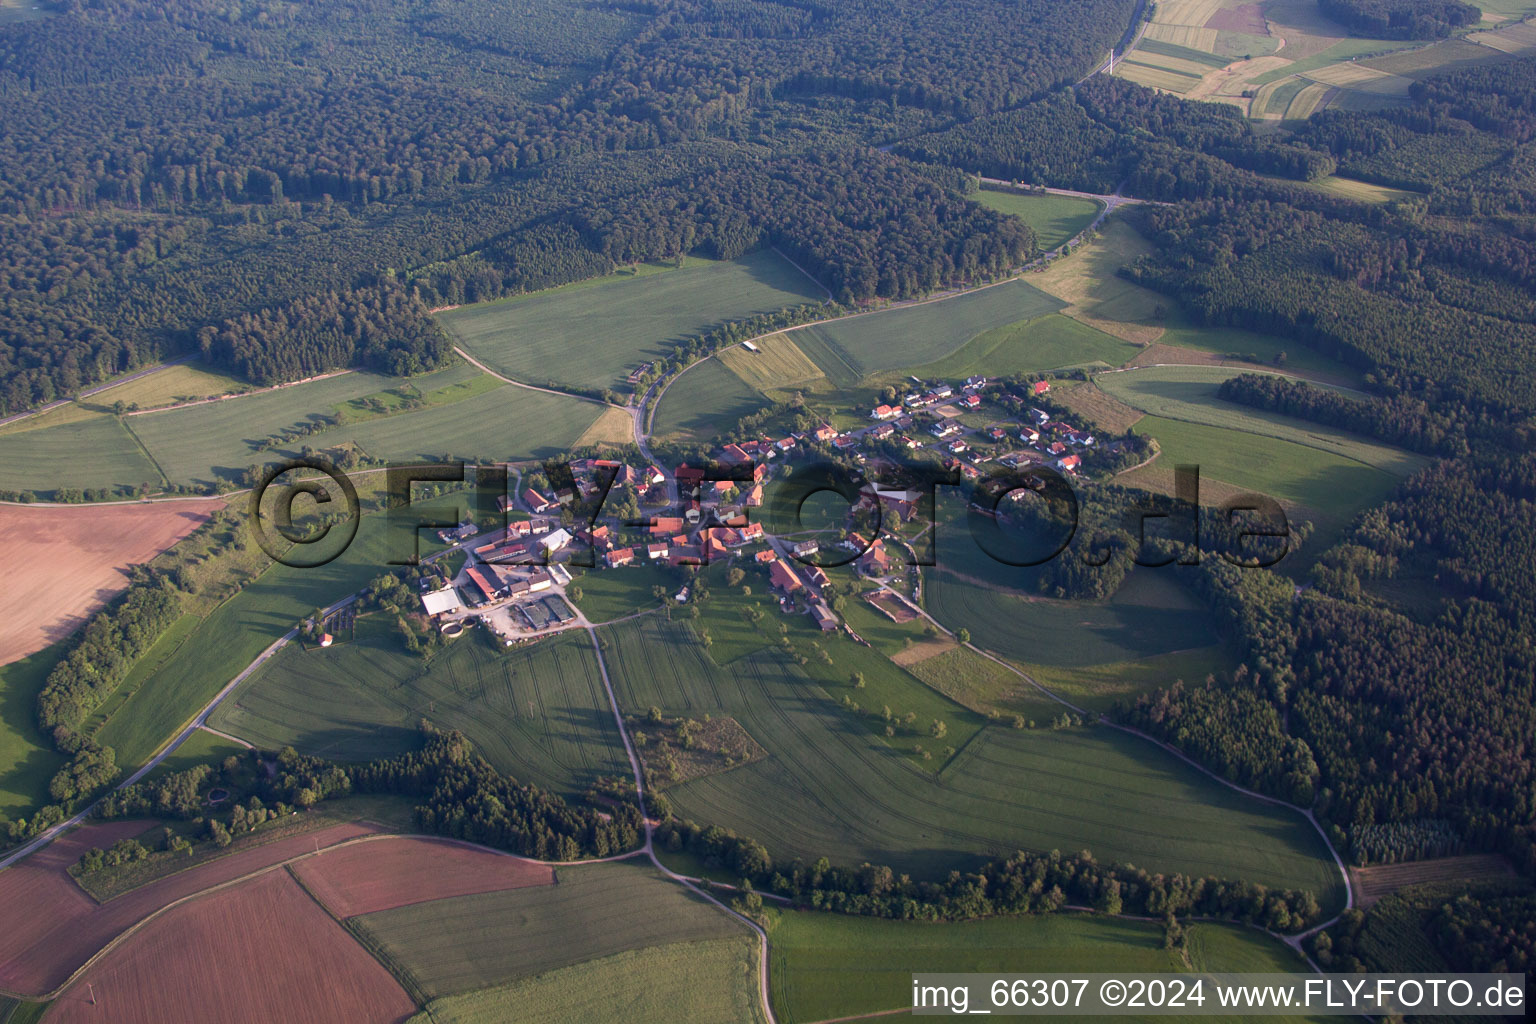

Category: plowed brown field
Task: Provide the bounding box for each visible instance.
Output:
[42,870,414,1024]
[0,819,380,995]
[0,500,224,665]
[290,836,554,918]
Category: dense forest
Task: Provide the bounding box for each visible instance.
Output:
[1318,0,1482,40]
[0,0,1137,412]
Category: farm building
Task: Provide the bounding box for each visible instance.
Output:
[741,340,760,352]
[467,566,503,603]
[540,528,573,554]
[524,488,555,513]
[421,588,462,616]
[811,602,838,631]
[768,559,803,594]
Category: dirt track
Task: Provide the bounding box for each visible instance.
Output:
[0,499,224,665]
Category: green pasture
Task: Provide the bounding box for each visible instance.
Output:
[0,643,68,820]
[0,415,164,493]
[973,190,1104,251]
[438,250,823,392]
[924,568,1220,669]
[766,908,1321,1024]
[1151,321,1358,383]
[139,728,248,784]
[1097,365,1423,476]
[787,281,1065,386]
[883,312,1139,383]
[652,357,769,441]
[85,360,248,411]
[406,937,766,1024]
[1127,417,1407,531]
[1023,644,1239,715]
[210,624,626,797]
[351,860,746,999]
[596,595,1344,907]
[94,497,467,769]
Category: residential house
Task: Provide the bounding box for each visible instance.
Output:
[959,394,981,409]
[871,404,900,420]
[1056,454,1082,473]
[524,488,555,513]
[605,547,636,568]
[768,559,803,594]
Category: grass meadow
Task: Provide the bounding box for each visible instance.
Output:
[651,357,769,440]
[787,280,1064,386]
[93,496,465,769]
[887,312,1139,382]
[85,360,248,411]
[716,333,827,391]
[438,250,822,392]
[766,907,1322,1024]
[1097,365,1426,477]
[973,190,1104,250]
[139,728,248,783]
[210,624,627,797]
[351,861,746,999]
[0,415,164,492]
[595,582,1344,907]
[0,643,68,819]
[405,937,766,1024]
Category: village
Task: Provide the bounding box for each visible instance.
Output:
[413,370,1107,644]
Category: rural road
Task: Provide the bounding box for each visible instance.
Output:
[0,356,195,429]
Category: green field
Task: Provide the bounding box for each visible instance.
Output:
[438,250,823,392]
[123,361,598,487]
[596,591,1344,906]
[886,312,1139,382]
[1303,175,1424,204]
[1128,414,1406,535]
[94,497,466,769]
[139,728,248,783]
[406,937,766,1024]
[974,190,1104,251]
[1023,645,1240,714]
[0,644,69,819]
[651,357,770,440]
[716,333,827,392]
[351,860,747,999]
[1097,365,1426,477]
[767,908,1320,1024]
[86,360,248,411]
[786,280,1066,386]
[924,569,1221,670]
[210,623,627,797]
[570,566,674,624]
[0,414,164,492]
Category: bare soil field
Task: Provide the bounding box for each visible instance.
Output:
[290,836,555,918]
[889,637,955,667]
[0,820,380,995]
[0,500,225,665]
[864,590,917,623]
[44,870,414,1024]
[1351,853,1514,908]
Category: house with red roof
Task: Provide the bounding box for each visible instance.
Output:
[605,547,635,568]
[768,559,802,593]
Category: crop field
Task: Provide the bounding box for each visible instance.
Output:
[766,907,1316,1024]
[1123,413,1407,534]
[1118,60,1201,93]
[973,191,1104,251]
[0,645,67,817]
[85,360,248,411]
[139,726,247,783]
[891,313,1139,382]
[1022,644,1239,714]
[0,817,381,994]
[925,569,1222,669]
[349,860,746,999]
[291,836,555,917]
[424,939,763,1024]
[1097,365,1427,477]
[46,871,414,1024]
[438,249,823,392]
[299,383,604,465]
[1026,220,1166,341]
[716,333,827,392]
[94,498,466,769]
[122,368,400,484]
[210,624,628,797]
[652,357,769,440]
[786,281,1065,386]
[0,499,222,667]
[900,645,1060,722]
[0,415,164,492]
[407,937,766,1024]
[597,606,1344,905]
